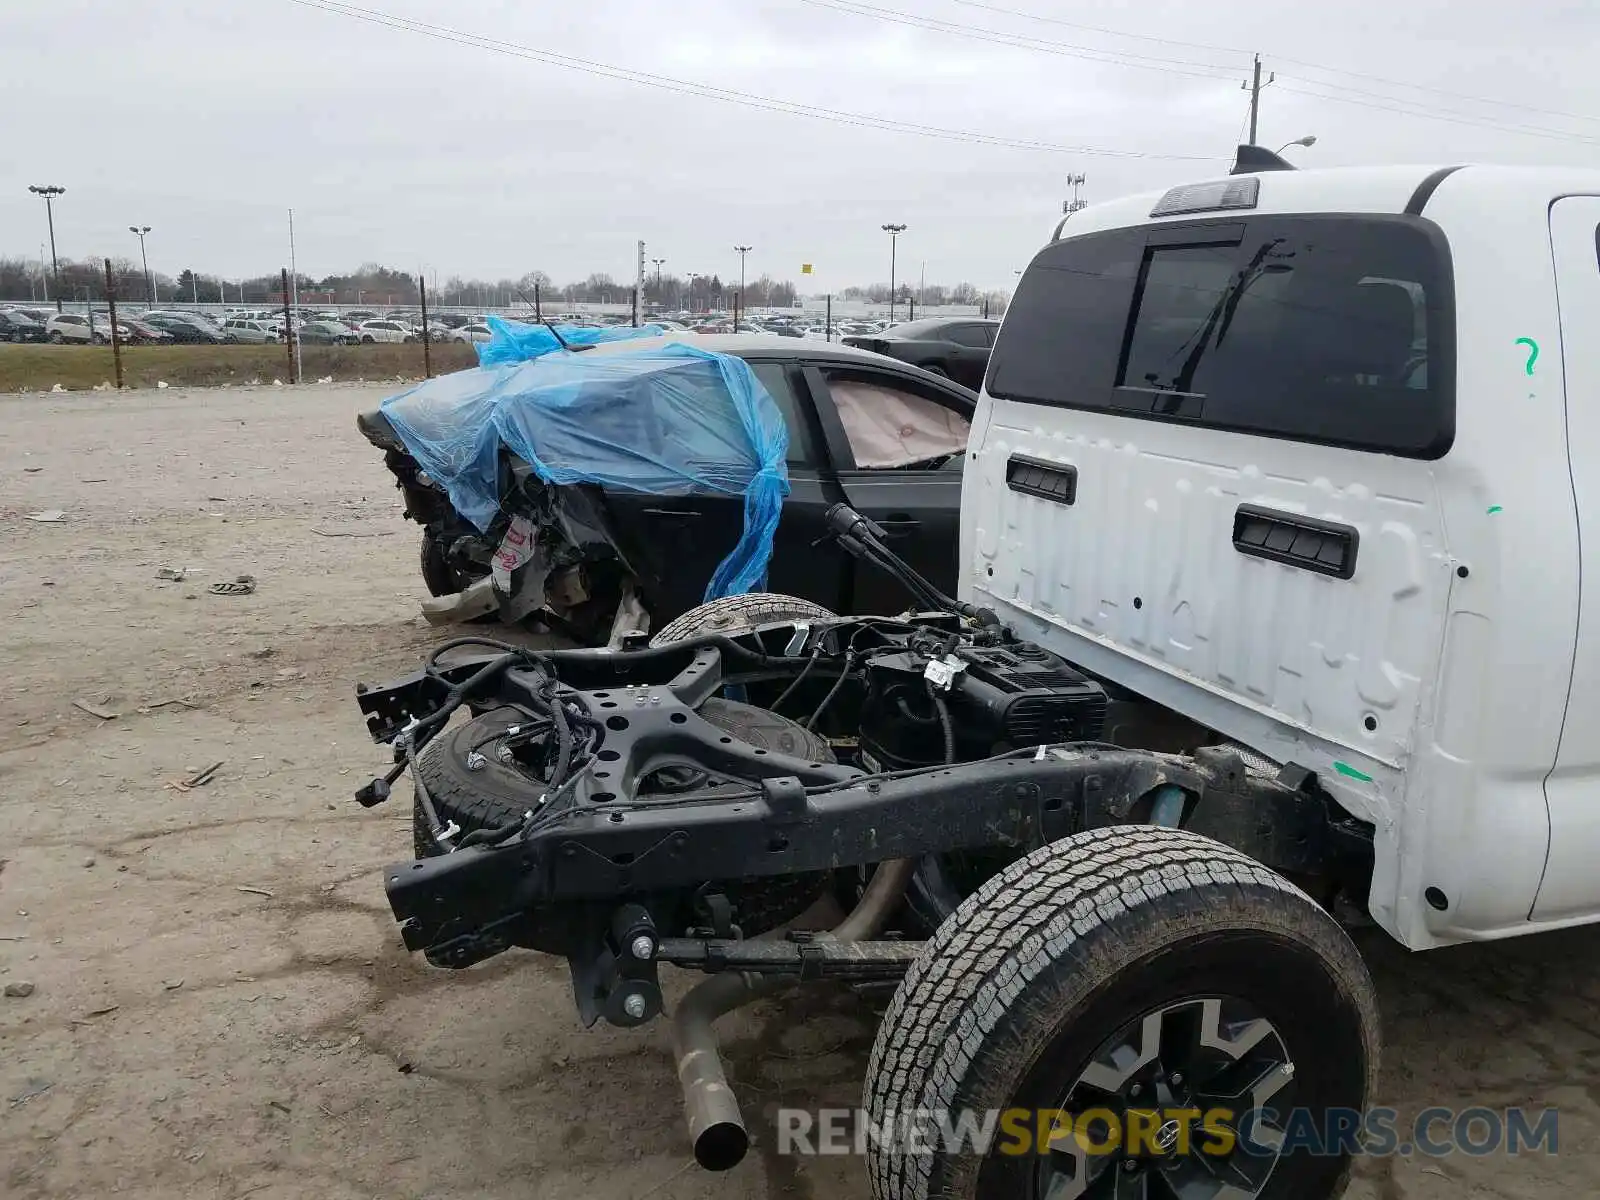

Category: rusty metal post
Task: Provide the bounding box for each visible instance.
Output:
[281,268,297,383]
[419,272,433,378]
[826,294,832,342]
[104,258,125,389]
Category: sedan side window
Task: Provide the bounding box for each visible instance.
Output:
[820,369,972,469]
[944,324,989,348]
[747,361,819,467]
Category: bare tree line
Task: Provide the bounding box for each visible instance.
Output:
[0,257,1002,311]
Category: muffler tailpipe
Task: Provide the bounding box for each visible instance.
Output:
[670,857,917,1170]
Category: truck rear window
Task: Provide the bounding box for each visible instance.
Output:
[988,213,1454,458]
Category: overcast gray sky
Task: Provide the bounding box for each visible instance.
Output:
[4,0,1598,291]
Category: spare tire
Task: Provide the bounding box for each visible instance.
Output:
[650,592,836,647]
[411,696,833,935]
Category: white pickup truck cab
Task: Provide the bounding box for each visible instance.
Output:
[965,162,1600,953]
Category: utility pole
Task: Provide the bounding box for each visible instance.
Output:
[881,223,906,322]
[733,245,751,325]
[1244,53,1274,145]
[129,226,153,304]
[635,239,646,327]
[288,209,303,383]
[28,185,65,312]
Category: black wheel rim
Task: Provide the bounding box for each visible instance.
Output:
[1035,996,1295,1200]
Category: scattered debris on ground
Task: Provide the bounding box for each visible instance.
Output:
[9,1078,52,1107]
[136,696,199,713]
[23,510,66,523]
[208,574,256,596]
[71,698,118,721]
[165,761,224,793]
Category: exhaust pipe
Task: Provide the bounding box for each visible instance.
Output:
[670,857,917,1170]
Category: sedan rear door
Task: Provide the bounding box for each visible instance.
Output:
[802,362,974,616]
[600,357,848,624]
[943,323,996,390]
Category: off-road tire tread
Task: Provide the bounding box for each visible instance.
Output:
[650,592,836,647]
[864,825,1378,1200]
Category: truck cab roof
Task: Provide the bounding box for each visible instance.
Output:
[1059,163,1600,237]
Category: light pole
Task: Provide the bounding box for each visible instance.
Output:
[28,185,65,312]
[1275,135,1317,154]
[733,245,751,323]
[881,223,906,322]
[652,257,665,286]
[687,272,702,314]
[129,225,153,305]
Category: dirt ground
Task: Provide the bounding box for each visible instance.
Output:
[0,341,476,394]
[2,382,1598,1200]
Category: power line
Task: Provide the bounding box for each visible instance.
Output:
[943,0,1600,131]
[1272,74,1600,144]
[282,0,1215,161]
[808,0,1600,149]
[1275,82,1600,148]
[1272,55,1600,128]
[794,0,1245,81]
[946,0,1249,58]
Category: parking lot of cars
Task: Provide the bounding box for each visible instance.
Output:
[0,303,999,395]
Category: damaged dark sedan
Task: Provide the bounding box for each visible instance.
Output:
[358,332,975,642]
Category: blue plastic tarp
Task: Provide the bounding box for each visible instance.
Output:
[476,317,666,366]
[380,343,790,601]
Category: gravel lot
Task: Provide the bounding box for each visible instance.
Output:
[2,382,1598,1199]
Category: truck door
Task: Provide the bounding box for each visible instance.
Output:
[969,213,1455,826]
[1532,196,1600,920]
